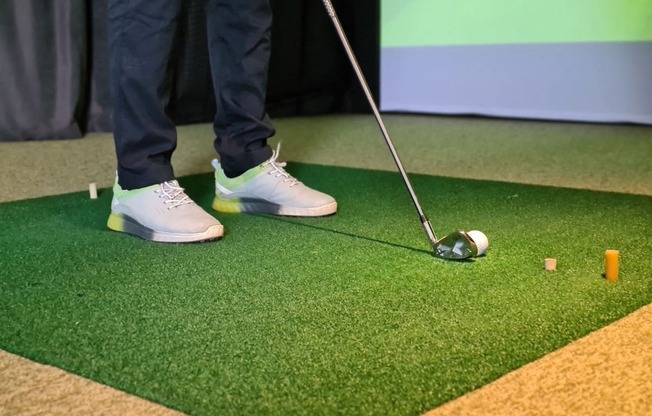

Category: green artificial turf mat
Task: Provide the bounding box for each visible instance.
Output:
[1,163,651,415]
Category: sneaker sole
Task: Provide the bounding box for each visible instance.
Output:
[107,213,224,243]
[212,196,337,217]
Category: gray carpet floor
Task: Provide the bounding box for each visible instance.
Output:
[2,114,651,204]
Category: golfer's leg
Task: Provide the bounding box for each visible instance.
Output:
[108,0,182,189]
[206,0,275,177]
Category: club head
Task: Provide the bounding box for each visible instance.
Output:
[432,230,478,260]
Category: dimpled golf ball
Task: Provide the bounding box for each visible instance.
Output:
[468,230,489,256]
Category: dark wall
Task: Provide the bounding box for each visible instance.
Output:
[0,0,379,141]
[266,0,380,117]
[0,0,89,141]
[170,0,380,124]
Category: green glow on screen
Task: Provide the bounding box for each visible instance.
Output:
[382,0,652,47]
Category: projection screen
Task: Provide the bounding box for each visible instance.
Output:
[380,0,652,124]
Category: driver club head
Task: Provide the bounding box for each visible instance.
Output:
[432,230,478,260]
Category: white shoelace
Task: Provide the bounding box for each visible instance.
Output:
[264,143,300,187]
[156,181,193,209]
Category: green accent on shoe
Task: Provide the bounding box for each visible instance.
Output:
[211,197,243,213]
[214,163,266,189]
[106,212,124,232]
[112,178,161,201]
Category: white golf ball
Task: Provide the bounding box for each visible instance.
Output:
[467,230,489,256]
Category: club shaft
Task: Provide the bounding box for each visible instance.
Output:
[321,0,438,244]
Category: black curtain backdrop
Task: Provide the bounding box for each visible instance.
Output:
[0,0,88,141]
[0,0,379,141]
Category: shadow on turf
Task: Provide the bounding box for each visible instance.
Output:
[257,214,476,262]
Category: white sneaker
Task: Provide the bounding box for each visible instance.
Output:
[212,144,337,217]
[107,179,224,243]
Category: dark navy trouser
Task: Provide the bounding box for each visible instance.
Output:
[108,0,275,189]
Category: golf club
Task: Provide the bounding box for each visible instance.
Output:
[320,0,483,260]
